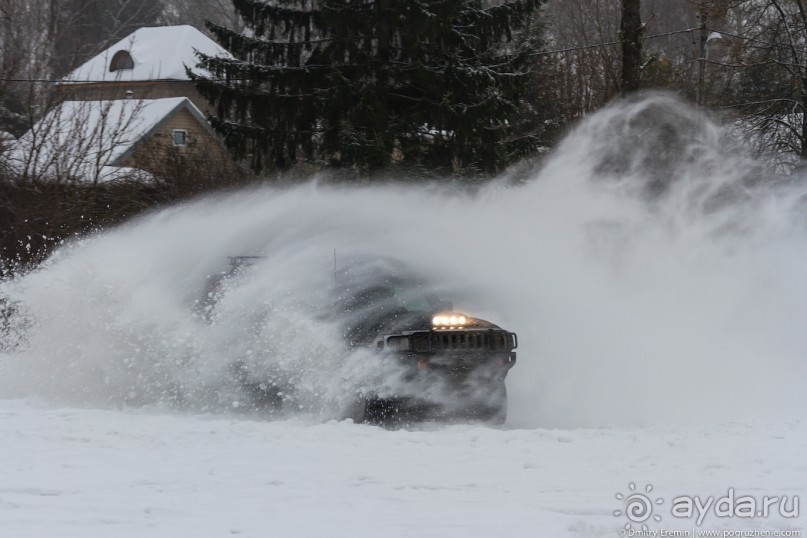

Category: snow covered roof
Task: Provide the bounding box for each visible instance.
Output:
[61,25,233,84]
[2,97,209,182]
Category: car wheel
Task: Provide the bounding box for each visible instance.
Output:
[231,360,284,412]
[472,382,507,425]
[341,396,368,423]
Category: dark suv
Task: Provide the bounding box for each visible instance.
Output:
[204,256,518,424]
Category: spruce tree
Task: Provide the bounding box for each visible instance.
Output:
[193,0,544,177]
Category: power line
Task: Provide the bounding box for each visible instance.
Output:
[528,27,697,57]
[0,28,699,84]
[705,28,773,47]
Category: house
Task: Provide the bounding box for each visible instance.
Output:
[3,26,236,183]
[3,97,232,183]
[57,25,232,116]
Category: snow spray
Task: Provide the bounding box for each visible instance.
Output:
[2,93,805,427]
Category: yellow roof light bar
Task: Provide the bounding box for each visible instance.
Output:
[432,314,468,328]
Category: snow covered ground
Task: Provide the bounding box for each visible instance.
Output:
[1,399,804,538]
[2,95,806,537]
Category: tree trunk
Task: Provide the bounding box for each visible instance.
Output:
[620,0,642,95]
[801,80,807,161]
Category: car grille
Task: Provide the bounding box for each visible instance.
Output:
[410,330,513,353]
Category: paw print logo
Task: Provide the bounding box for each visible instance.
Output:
[614,482,664,531]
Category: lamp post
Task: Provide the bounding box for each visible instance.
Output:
[697,11,722,109]
[697,12,707,108]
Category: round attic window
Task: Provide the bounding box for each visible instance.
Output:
[109,50,134,72]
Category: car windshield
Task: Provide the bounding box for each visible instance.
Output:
[392,286,451,313]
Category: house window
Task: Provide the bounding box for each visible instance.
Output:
[109,50,134,72]
[173,129,188,146]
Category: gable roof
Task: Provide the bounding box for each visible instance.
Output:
[61,25,233,84]
[3,97,214,182]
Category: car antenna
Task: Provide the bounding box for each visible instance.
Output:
[333,248,337,284]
